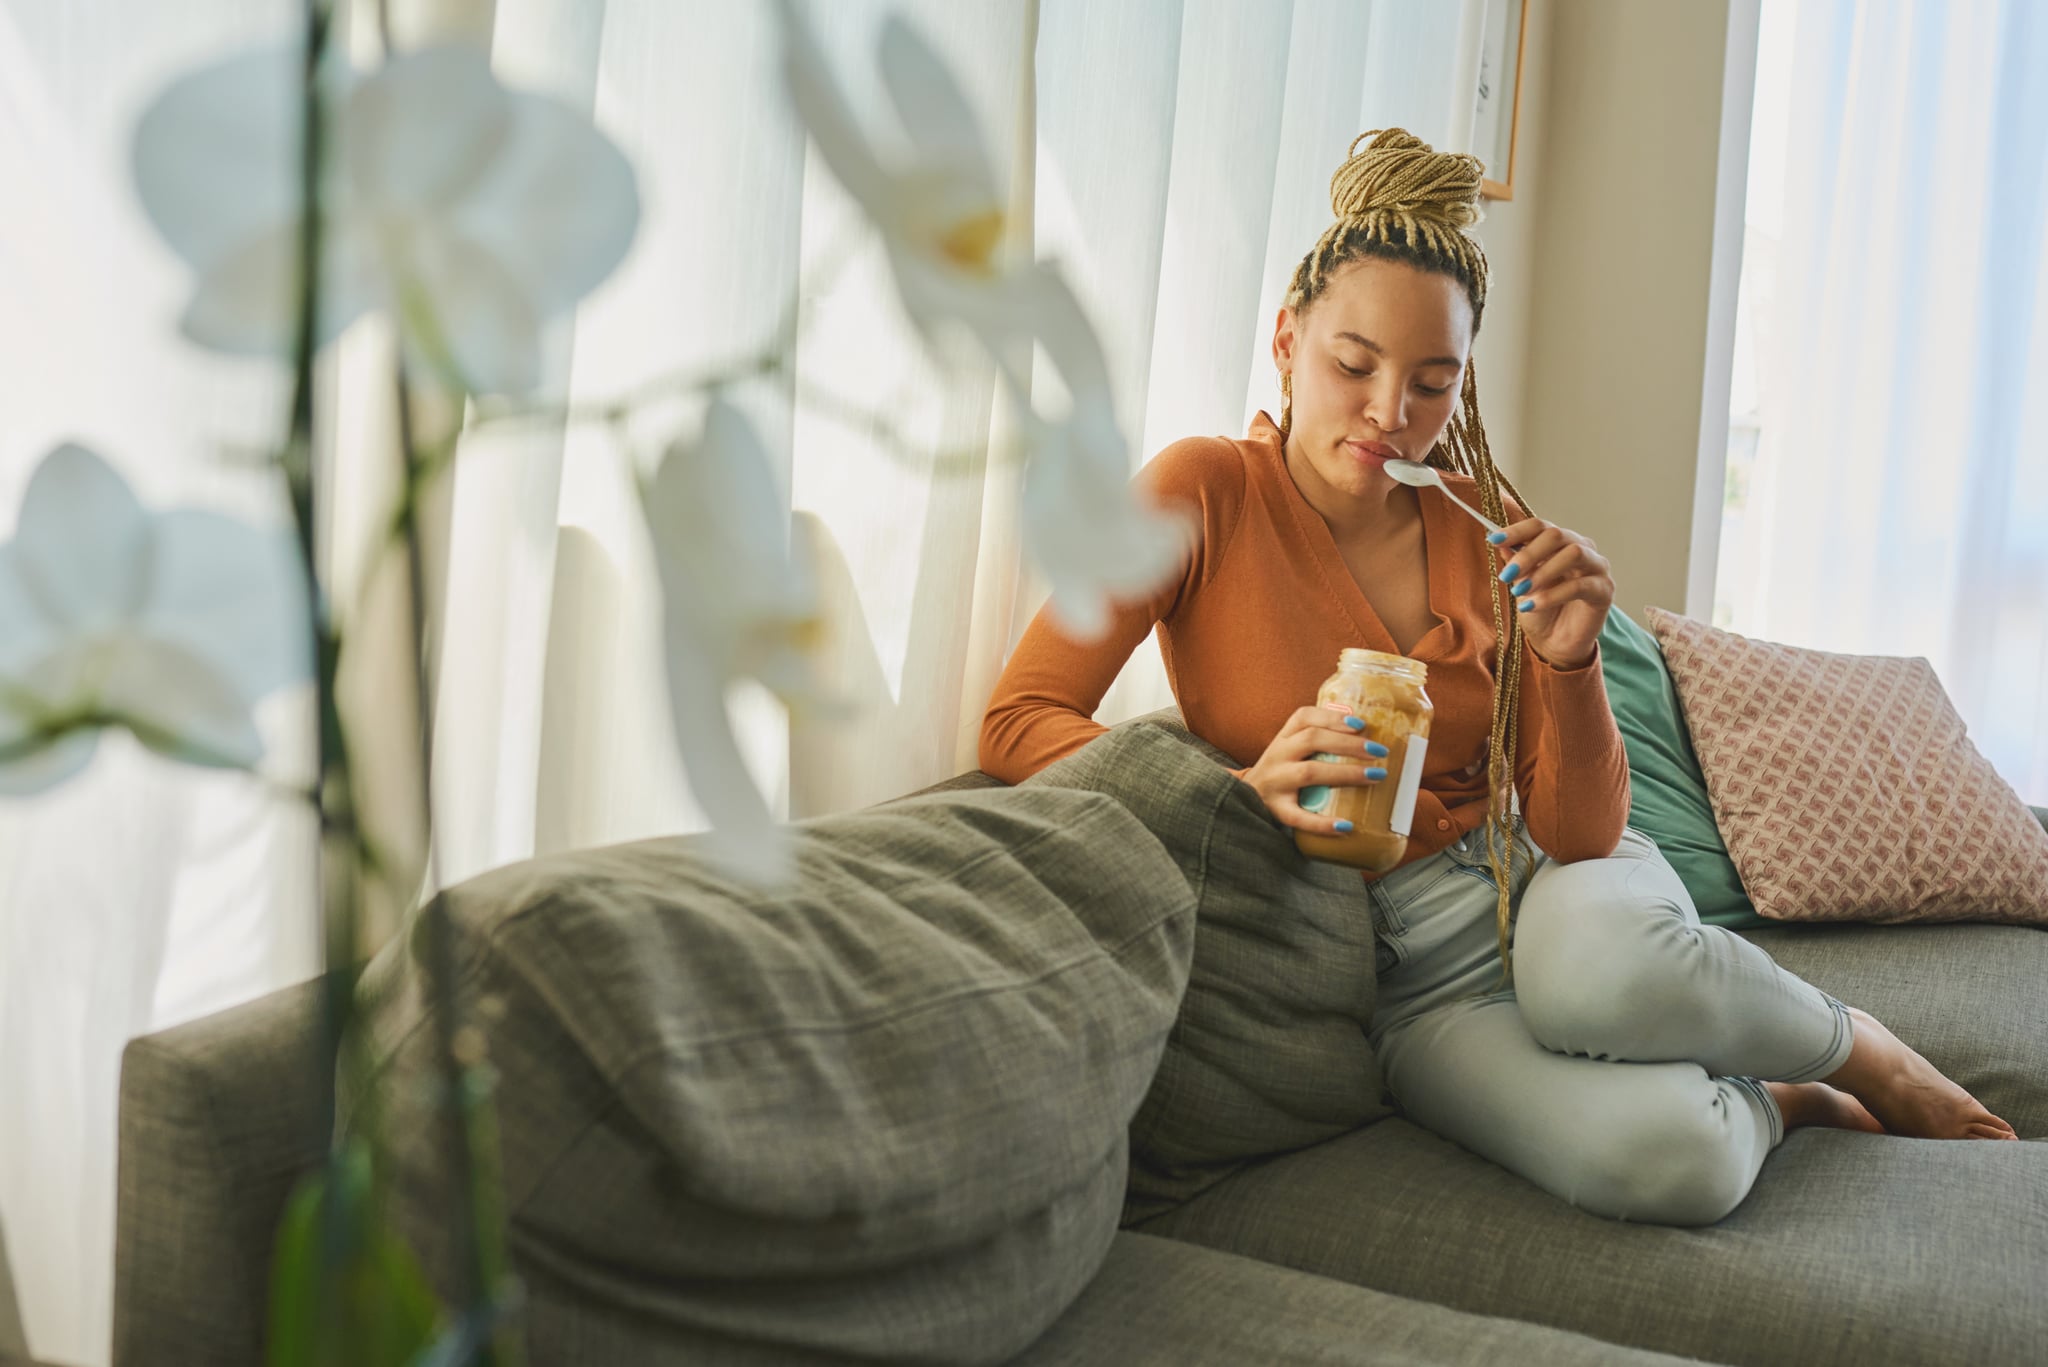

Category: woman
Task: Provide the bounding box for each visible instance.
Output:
[979,129,2016,1228]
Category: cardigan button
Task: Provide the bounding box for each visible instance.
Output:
[1436,818,1452,831]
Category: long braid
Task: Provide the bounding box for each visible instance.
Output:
[1435,357,1539,991]
[1283,129,1535,990]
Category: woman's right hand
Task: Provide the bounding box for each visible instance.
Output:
[1236,706,1389,835]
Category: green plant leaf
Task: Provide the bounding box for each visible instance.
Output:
[268,1140,443,1367]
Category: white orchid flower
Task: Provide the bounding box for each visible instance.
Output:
[776,2,1189,639]
[0,445,310,796]
[775,0,1009,358]
[1017,401,1194,643]
[641,397,841,884]
[132,42,639,396]
[1001,264,1195,640]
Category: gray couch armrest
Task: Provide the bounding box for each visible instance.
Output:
[114,980,327,1367]
[0,1211,23,1358]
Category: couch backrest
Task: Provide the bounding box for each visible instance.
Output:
[106,754,1031,1367]
[114,980,327,1367]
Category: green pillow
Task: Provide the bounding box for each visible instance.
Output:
[1597,608,1768,931]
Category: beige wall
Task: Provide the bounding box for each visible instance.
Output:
[1487,0,1754,621]
[1467,0,1554,489]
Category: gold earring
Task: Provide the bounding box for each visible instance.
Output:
[1280,369,1293,436]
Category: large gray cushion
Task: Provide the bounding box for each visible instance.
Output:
[1005,1231,1708,1366]
[350,786,1196,1366]
[1019,716,1393,1225]
[1135,1117,2048,1367]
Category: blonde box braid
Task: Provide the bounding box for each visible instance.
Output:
[1280,129,1539,992]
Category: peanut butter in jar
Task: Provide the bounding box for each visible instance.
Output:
[1294,648,1434,872]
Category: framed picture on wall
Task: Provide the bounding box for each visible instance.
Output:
[1473,0,1529,199]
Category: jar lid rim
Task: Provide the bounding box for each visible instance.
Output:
[1338,647,1427,675]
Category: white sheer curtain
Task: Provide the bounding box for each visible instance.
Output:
[437,0,1043,871]
[0,4,317,1364]
[431,0,1475,864]
[1726,0,2048,804]
[0,1,1485,1359]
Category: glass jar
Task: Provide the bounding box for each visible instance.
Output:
[1294,648,1435,872]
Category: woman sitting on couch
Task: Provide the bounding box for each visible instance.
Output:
[979,129,2015,1229]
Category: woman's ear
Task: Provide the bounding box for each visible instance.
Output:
[1271,307,1297,371]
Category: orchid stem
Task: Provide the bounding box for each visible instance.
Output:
[279,0,360,1150]
[279,2,377,1361]
[461,232,860,441]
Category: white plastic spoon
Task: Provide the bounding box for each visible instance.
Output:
[1383,459,1507,538]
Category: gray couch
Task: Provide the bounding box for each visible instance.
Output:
[112,714,2048,1367]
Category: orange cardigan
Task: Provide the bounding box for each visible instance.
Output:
[978,411,1631,876]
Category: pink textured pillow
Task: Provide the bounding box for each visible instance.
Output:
[1644,607,2048,924]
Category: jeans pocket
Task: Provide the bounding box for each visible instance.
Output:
[1384,856,1467,918]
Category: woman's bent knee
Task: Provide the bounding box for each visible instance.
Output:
[1513,866,1713,1056]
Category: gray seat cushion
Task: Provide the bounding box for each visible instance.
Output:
[1018,717,1396,1225]
[352,786,1197,1366]
[1006,1231,1710,1366]
[1133,1116,2048,1367]
[1135,917,2048,1367]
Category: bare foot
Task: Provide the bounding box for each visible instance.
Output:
[1764,1079,1886,1134]
[1822,1006,2019,1140]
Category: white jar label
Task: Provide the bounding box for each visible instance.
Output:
[1389,734,1427,836]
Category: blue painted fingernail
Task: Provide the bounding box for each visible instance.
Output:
[1334,820,1355,834]
[1487,531,1507,544]
[1342,715,1365,731]
[1517,598,1535,613]
[1365,740,1389,758]
[1512,577,1533,596]
[1499,562,1521,583]
[1365,766,1388,781]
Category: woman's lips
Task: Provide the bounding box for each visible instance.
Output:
[1345,439,1402,463]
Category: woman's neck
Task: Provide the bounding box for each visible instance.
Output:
[1283,434,1418,542]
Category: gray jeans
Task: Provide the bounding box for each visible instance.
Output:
[1365,823,1855,1226]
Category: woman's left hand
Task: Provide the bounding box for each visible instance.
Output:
[1490,516,1614,670]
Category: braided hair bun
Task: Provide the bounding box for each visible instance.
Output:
[1284,126,1492,386]
[1328,128,1485,227]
